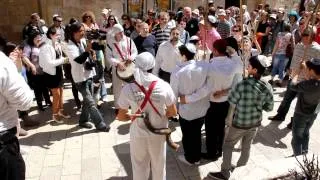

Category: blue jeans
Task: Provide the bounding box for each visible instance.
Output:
[271,54,289,80]
[291,112,317,156]
[76,79,106,128]
[100,79,107,100]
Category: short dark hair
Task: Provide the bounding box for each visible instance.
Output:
[27,29,41,46]
[213,39,227,54]
[249,56,266,76]
[46,27,57,39]
[306,60,320,76]
[283,23,291,32]
[179,45,195,60]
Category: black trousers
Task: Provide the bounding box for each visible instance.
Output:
[179,116,205,163]
[28,74,51,107]
[0,127,25,180]
[277,81,297,118]
[205,101,230,158]
[159,68,171,83]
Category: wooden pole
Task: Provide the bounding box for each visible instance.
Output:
[240,0,246,76]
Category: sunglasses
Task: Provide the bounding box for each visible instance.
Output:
[109,19,115,21]
[122,18,128,20]
[85,16,91,18]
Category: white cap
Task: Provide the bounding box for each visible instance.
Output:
[190,35,200,41]
[208,15,218,24]
[278,7,285,13]
[185,43,197,54]
[217,9,226,16]
[257,55,271,67]
[192,9,199,16]
[270,14,277,19]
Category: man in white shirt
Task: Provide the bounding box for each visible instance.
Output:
[170,43,210,165]
[105,24,138,113]
[117,52,177,180]
[0,52,34,179]
[153,27,183,83]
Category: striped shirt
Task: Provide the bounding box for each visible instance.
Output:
[217,20,231,39]
[152,24,172,48]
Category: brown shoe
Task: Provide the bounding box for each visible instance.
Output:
[19,127,28,136]
[21,115,40,127]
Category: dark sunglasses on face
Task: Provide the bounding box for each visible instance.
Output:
[85,16,91,18]
[109,19,115,21]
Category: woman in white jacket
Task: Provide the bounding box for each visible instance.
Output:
[39,27,70,122]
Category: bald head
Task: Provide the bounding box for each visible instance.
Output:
[184,7,192,19]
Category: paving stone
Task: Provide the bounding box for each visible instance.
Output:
[43,154,63,167]
[60,175,81,180]
[39,166,62,180]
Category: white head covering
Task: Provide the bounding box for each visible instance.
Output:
[257,55,271,67]
[133,52,156,85]
[185,43,197,54]
[111,24,124,37]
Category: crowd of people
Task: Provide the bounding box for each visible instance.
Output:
[1,1,320,180]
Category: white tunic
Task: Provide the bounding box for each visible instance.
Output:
[118,75,176,137]
[117,74,176,180]
[105,36,138,108]
[170,60,210,120]
[153,40,183,75]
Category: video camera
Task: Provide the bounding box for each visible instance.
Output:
[85,29,107,41]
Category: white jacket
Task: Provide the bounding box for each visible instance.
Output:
[39,40,65,75]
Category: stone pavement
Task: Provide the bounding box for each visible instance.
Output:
[20,82,320,180]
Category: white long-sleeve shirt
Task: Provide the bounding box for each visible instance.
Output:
[185,56,238,103]
[153,41,183,75]
[0,52,33,132]
[65,39,96,83]
[170,60,210,120]
[105,36,138,67]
